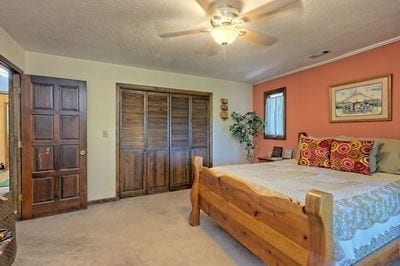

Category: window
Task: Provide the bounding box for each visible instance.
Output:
[264,87,286,140]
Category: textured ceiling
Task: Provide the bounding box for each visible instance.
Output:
[0,0,399,83]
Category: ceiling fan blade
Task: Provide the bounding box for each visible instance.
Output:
[195,0,212,15]
[211,0,243,13]
[239,30,277,46]
[159,28,210,38]
[240,0,300,23]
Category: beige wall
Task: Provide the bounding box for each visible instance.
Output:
[25,51,253,201]
[0,27,25,70]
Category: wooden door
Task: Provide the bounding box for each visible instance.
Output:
[119,89,146,197]
[21,75,87,219]
[146,92,169,194]
[170,94,191,190]
[191,95,211,167]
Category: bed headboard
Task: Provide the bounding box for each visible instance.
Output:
[298,132,307,142]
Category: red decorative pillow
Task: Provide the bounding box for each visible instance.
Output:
[298,137,332,168]
[330,139,374,175]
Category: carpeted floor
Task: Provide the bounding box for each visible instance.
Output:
[14,190,265,266]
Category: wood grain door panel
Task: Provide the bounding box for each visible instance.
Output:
[146,150,169,193]
[191,95,210,167]
[119,150,145,196]
[170,94,191,190]
[120,90,145,150]
[170,149,191,190]
[170,95,190,148]
[146,92,169,193]
[119,89,146,197]
[22,75,87,219]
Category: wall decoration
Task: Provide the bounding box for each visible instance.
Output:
[220,98,229,120]
[282,148,293,159]
[329,74,392,122]
[271,146,283,157]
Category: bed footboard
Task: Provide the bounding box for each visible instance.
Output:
[190,156,333,265]
[189,156,202,226]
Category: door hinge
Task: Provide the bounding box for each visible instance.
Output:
[18,140,22,149]
[18,194,23,202]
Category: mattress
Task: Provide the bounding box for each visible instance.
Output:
[212,159,400,265]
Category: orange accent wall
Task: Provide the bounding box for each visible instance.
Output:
[253,41,400,158]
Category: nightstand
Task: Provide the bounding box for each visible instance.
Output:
[257,157,287,163]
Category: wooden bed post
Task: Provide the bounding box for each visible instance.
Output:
[189,156,203,226]
[305,190,333,266]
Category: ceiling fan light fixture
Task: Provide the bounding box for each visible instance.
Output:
[211,26,239,46]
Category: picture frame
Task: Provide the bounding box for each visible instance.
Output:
[282,148,293,159]
[329,74,392,122]
[271,146,283,158]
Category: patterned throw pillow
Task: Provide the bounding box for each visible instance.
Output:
[298,137,332,168]
[330,139,374,175]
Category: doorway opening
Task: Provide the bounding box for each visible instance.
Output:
[0,64,10,194]
[0,55,22,219]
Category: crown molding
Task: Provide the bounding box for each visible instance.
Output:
[254,36,400,86]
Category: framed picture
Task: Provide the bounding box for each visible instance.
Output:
[282,148,293,159]
[271,146,283,158]
[329,74,392,122]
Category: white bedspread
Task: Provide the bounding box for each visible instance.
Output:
[212,159,400,265]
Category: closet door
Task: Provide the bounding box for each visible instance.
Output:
[119,89,146,197]
[191,95,211,167]
[146,92,169,193]
[170,94,191,190]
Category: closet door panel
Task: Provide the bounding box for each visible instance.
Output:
[119,151,145,195]
[146,150,169,193]
[119,90,146,197]
[170,95,191,190]
[191,95,210,167]
[146,92,169,193]
[170,149,191,189]
[120,90,145,149]
[147,93,169,149]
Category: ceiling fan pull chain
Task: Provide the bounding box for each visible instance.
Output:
[223,46,226,60]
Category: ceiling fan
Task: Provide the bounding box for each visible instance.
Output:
[159,0,299,49]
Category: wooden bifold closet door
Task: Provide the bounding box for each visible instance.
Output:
[119,89,169,197]
[169,94,210,190]
[117,85,211,197]
[169,94,191,190]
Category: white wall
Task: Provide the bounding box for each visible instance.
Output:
[0,27,25,70]
[25,52,253,201]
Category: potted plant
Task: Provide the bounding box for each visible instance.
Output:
[229,111,264,163]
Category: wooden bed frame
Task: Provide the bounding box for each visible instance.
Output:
[189,156,400,265]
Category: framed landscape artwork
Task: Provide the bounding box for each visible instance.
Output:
[329,74,392,122]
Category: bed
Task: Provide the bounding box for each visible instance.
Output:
[189,135,400,265]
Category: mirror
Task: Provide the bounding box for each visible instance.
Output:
[0,64,9,194]
[264,87,286,140]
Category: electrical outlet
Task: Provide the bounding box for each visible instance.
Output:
[102,130,108,138]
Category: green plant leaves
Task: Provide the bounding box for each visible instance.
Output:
[229,111,265,163]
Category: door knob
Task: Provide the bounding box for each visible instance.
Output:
[80,150,86,156]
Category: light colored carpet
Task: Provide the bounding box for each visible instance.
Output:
[14,190,265,266]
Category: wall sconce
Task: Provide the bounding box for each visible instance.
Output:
[220,98,229,120]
